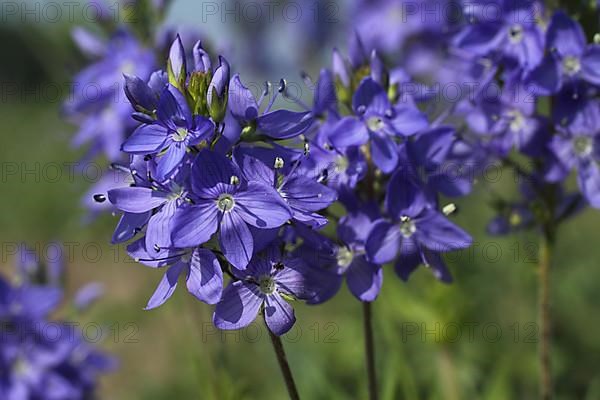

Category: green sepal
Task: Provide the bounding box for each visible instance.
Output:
[208,85,229,123]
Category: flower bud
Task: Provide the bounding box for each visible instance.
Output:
[370,50,389,89]
[192,40,212,73]
[167,35,186,90]
[207,56,230,122]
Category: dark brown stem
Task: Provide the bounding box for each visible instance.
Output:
[363,301,379,400]
[266,321,300,400]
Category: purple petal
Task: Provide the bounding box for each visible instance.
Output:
[415,211,472,252]
[145,200,178,256]
[233,149,274,185]
[213,281,263,330]
[168,34,186,82]
[208,56,230,102]
[257,110,313,139]
[346,257,383,302]
[388,106,429,136]
[332,48,350,87]
[229,74,259,123]
[394,247,422,281]
[409,126,455,167]
[264,293,296,336]
[353,78,390,115]
[370,132,398,173]
[275,259,314,299]
[191,150,241,196]
[578,161,600,208]
[219,211,254,269]
[127,238,182,268]
[365,220,401,264]
[328,117,369,148]
[124,74,157,111]
[111,211,151,244]
[235,182,292,228]
[338,212,375,245]
[156,142,187,180]
[547,11,586,57]
[386,169,427,219]
[525,56,561,96]
[145,262,186,310]
[74,282,104,311]
[422,251,453,283]
[313,69,336,114]
[193,40,211,73]
[186,248,223,304]
[157,85,192,125]
[282,176,338,213]
[121,124,167,154]
[71,27,106,57]
[581,46,600,86]
[108,187,169,213]
[454,22,503,54]
[171,203,219,248]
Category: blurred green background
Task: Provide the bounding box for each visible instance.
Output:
[1,1,600,399]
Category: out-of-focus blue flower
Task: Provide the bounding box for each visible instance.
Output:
[527,11,600,95]
[64,29,155,161]
[0,249,115,399]
[549,100,600,207]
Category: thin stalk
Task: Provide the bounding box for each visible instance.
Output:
[538,231,553,400]
[265,319,300,400]
[363,301,379,400]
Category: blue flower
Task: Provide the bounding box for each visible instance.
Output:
[213,248,314,335]
[121,85,215,180]
[64,29,155,161]
[171,150,293,269]
[328,77,428,173]
[549,100,600,207]
[527,11,600,95]
[366,170,472,282]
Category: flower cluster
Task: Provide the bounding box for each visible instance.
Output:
[448,2,600,231]
[103,33,473,335]
[0,245,114,399]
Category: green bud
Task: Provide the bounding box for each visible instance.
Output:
[188,71,211,116]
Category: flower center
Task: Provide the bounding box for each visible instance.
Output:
[562,56,581,76]
[335,155,349,173]
[120,61,135,75]
[399,216,416,238]
[509,211,522,226]
[366,116,385,132]
[258,275,276,295]
[508,24,524,44]
[167,184,184,201]
[172,127,189,142]
[216,194,235,212]
[14,357,30,376]
[572,136,593,157]
[336,247,354,269]
[507,109,525,132]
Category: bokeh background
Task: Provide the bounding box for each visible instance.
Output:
[1,0,600,399]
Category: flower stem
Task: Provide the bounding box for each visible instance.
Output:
[363,301,379,400]
[538,231,553,400]
[266,321,300,400]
